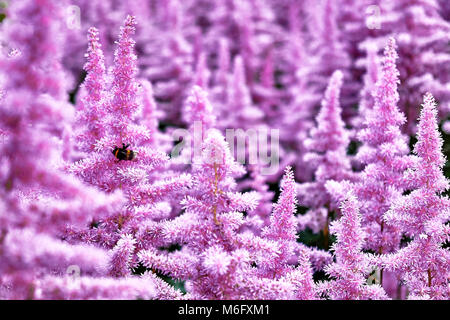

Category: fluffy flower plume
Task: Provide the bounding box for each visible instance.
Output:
[321,193,389,300]
[298,70,355,235]
[261,167,298,277]
[0,2,159,300]
[75,27,107,152]
[381,93,450,299]
[352,38,411,254]
[363,0,450,133]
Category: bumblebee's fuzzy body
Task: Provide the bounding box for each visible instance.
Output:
[112,143,136,161]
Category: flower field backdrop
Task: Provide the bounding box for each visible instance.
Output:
[0,0,449,300]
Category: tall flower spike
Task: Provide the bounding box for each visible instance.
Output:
[69,18,190,291]
[356,42,381,129]
[215,37,230,89]
[110,15,139,122]
[184,85,216,138]
[362,0,450,133]
[76,27,107,152]
[407,93,448,193]
[237,167,319,299]
[138,79,171,151]
[193,51,211,89]
[297,70,355,237]
[138,130,264,299]
[282,249,319,300]
[84,27,107,105]
[322,193,389,300]
[382,93,450,299]
[139,80,158,142]
[353,38,411,256]
[222,55,263,128]
[306,0,353,107]
[0,0,149,300]
[71,17,170,193]
[261,166,299,278]
[304,70,349,153]
[263,166,297,242]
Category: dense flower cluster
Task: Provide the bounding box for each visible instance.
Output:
[0,0,449,300]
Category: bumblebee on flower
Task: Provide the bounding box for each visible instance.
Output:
[112,143,136,161]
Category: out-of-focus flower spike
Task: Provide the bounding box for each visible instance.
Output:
[193,51,211,89]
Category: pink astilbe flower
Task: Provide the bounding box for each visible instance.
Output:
[354,42,381,129]
[303,71,350,156]
[321,193,389,300]
[139,132,315,300]
[238,164,275,233]
[71,15,189,198]
[352,38,411,254]
[259,167,298,276]
[0,1,167,300]
[183,85,216,138]
[0,0,123,235]
[34,275,157,300]
[297,70,355,234]
[109,15,141,123]
[282,250,319,300]
[193,51,211,89]
[211,37,230,101]
[109,234,137,277]
[75,27,108,153]
[138,130,261,299]
[1,229,110,277]
[70,17,173,192]
[1,0,70,99]
[68,17,191,290]
[381,93,450,300]
[306,0,354,109]
[139,0,195,125]
[239,167,319,299]
[220,55,264,129]
[136,79,171,151]
[365,0,450,133]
